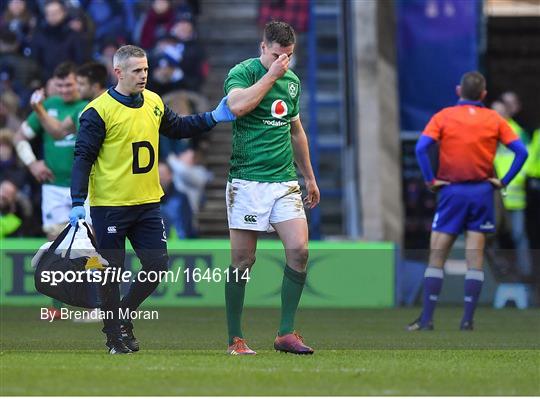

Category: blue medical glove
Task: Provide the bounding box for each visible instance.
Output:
[211,96,236,122]
[69,206,85,227]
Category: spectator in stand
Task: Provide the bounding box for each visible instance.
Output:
[149,18,209,158]
[166,148,212,237]
[0,91,41,237]
[158,86,209,158]
[0,28,40,103]
[0,128,37,236]
[138,0,176,49]
[81,0,130,46]
[67,7,95,61]
[497,92,528,142]
[1,64,31,112]
[168,15,208,91]
[258,0,309,33]
[148,31,208,95]
[95,39,121,86]
[500,91,526,130]
[30,0,87,81]
[0,91,22,131]
[0,128,27,188]
[0,0,36,53]
[148,51,184,96]
[0,179,33,238]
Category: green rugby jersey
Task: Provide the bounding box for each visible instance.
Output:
[70,101,88,131]
[224,58,301,182]
[26,96,88,187]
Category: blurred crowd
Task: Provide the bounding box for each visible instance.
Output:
[0,0,213,240]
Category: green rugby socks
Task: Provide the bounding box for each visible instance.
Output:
[225,266,247,345]
[279,265,306,336]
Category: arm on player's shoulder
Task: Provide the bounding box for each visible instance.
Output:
[159,104,216,140]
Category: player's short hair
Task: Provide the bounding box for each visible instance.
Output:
[53,61,77,79]
[460,71,486,101]
[113,45,146,68]
[263,21,296,47]
[76,62,108,88]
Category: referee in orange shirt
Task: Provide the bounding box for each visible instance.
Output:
[408,71,528,331]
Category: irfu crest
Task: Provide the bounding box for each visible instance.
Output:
[153,106,163,117]
[288,82,299,99]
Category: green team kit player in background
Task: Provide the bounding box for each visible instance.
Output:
[14,62,88,239]
[223,21,320,355]
[29,62,108,143]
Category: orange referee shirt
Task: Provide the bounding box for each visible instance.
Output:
[423,100,519,182]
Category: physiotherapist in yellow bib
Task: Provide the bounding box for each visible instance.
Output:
[69,45,235,354]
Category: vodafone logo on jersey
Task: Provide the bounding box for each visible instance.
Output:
[271,99,288,119]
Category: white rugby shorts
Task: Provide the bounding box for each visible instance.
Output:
[42,184,92,231]
[226,179,306,232]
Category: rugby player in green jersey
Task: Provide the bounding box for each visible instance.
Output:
[29,62,107,140]
[223,21,320,355]
[14,62,87,239]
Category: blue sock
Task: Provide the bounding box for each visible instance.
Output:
[462,269,484,325]
[420,267,444,326]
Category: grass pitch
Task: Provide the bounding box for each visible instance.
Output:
[1,306,539,395]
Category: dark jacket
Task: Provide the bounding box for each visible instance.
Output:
[30,21,87,80]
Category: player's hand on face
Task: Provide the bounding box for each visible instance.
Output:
[304,179,320,209]
[268,54,289,80]
[29,160,54,183]
[29,89,45,110]
[427,179,450,193]
[487,177,504,189]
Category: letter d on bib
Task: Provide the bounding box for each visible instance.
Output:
[132,141,155,174]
